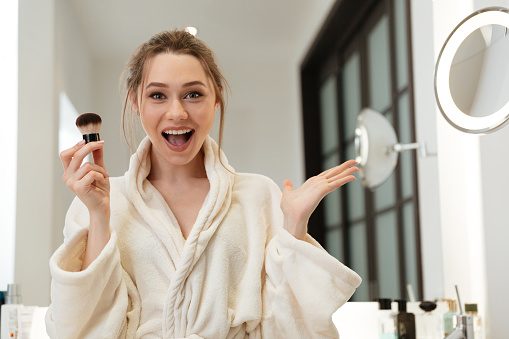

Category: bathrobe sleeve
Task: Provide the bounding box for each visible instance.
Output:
[45,197,140,339]
[261,179,362,339]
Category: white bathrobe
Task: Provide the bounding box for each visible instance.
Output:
[46,136,361,339]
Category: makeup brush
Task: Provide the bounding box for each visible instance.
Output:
[76,113,102,143]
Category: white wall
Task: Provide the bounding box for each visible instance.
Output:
[472,2,509,338]
[216,58,305,187]
[432,0,485,304]
[90,57,133,178]
[53,0,95,255]
[15,0,95,306]
[418,0,509,337]
[0,0,18,292]
[16,0,56,306]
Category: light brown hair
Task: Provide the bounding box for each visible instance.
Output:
[121,29,229,161]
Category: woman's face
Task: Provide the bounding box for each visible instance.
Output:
[134,53,218,169]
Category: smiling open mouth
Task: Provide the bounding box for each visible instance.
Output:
[163,129,194,147]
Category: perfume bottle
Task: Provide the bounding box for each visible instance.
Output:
[396,300,416,339]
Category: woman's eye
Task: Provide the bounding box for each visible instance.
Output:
[185,91,202,99]
[150,93,165,100]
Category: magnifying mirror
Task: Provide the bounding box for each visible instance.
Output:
[355,108,427,190]
[435,7,509,134]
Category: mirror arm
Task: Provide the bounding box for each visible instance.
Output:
[391,142,429,157]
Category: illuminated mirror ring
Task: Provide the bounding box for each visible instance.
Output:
[435,7,509,134]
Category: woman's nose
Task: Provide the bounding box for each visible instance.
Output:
[166,99,187,120]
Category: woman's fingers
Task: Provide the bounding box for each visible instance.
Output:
[60,139,86,171]
[63,141,106,175]
[328,166,359,182]
[280,161,358,240]
[319,159,358,179]
[283,179,294,194]
[92,143,106,168]
[330,174,357,189]
[71,162,108,185]
[73,171,108,193]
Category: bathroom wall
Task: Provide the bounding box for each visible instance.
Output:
[15,0,56,307]
[428,0,509,337]
[15,0,95,306]
[53,0,95,260]
[89,57,133,178]
[473,2,509,339]
[432,0,486,307]
[0,0,19,293]
[409,0,489,325]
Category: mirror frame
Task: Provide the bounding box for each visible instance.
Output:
[435,7,509,134]
[355,108,399,190]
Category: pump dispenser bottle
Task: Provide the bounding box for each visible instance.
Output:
[396,300,416,339]
[417,301,441,339]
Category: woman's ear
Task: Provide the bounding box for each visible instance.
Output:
[215,87,222,111]
[129,91,140,115]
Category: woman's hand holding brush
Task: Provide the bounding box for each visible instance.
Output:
[60,139,110,214]
[60,113,110,270]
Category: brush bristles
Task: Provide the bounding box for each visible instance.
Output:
[76,113,102,135]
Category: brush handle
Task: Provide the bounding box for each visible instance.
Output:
[83,133,100,143]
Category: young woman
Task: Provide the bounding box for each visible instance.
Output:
[46,30,361,339]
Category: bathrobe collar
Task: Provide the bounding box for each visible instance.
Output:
[125,135,235,337]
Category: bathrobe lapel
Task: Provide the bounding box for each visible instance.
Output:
[125,136,235,338]
[126,137,185,275]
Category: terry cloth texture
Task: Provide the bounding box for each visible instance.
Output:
[46,135,361,339]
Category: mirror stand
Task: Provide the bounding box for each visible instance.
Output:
[392,142,429,158]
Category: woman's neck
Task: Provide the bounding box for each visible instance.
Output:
[147,148,207,184]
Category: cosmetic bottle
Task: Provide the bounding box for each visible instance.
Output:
[1,284,23,339]
[396,300,416,339]
[442,299,458,337]
[378,298,397,339]
[417,301,441,339]
[5,284,22,305]
[465,303,482,339]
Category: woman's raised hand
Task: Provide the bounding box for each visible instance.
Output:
[60,140,110,216]
[60,140,111,270]
[280,159,359,240]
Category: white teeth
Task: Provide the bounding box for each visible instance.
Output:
[163,129,192,135]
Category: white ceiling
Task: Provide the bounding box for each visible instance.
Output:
[69,0,335,64]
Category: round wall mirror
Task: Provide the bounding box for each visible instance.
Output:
[435,7,509,134]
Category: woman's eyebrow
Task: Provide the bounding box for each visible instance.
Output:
[182,80,206,88]
[146,80,207,90]
[146,82,168,89]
